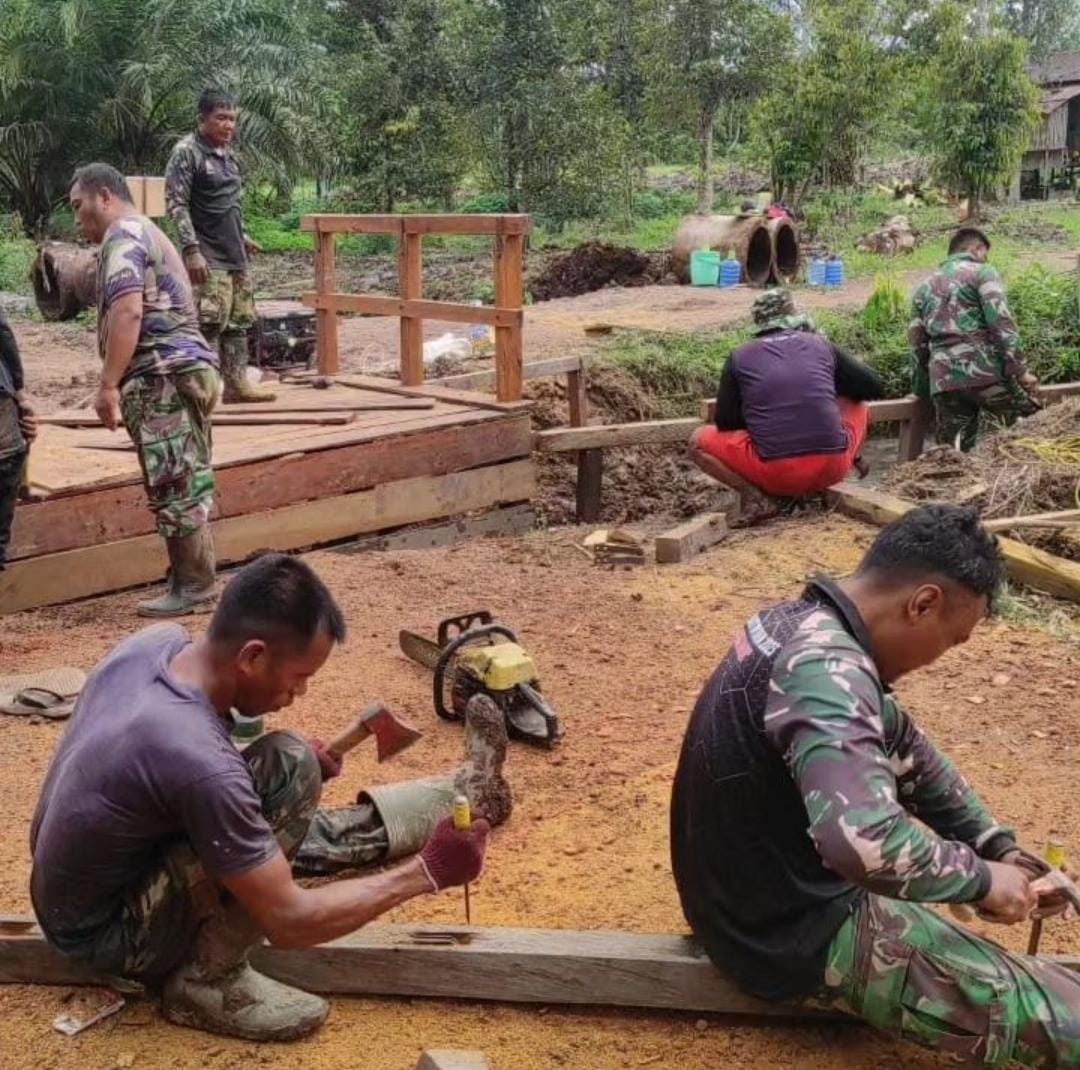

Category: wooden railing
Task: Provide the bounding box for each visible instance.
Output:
[300,213,532,402]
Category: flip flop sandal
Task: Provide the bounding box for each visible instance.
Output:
[0,687,77,720]
[0,666,85,707]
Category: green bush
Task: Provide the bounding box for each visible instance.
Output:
[633,188,696,220]
[460,192,511,214]
[0,238,35,294]
[1005,265,1080,384]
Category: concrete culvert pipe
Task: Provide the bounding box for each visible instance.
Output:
[32,242,98,321]
[671,215,773,288]
[767,218,800,285]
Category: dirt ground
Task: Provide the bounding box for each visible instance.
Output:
[0,515,1077,1070]
[15,248,1078,411]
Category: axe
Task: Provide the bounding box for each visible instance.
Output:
[326,700,422,764]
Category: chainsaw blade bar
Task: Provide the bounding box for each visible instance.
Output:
[399,630,443,672]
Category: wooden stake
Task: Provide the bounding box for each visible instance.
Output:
[314,230,339,375]
[494,232,524,402]
[655,514,728,564]
[400,231,424,386]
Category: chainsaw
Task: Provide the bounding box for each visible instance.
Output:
[399,611,562,749]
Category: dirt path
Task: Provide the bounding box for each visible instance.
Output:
[0,516,1076,1069]
[14,249,1076,409]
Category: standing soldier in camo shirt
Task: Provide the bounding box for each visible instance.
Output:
[165,88,275,404]
[70,164,220,617]
[910,227,1039,451]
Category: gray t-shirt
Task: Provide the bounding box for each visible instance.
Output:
[30,624,278,953]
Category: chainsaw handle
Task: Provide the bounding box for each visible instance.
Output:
[436,611,494,648]
[432,624,519,721]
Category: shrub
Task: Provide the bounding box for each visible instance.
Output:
[1005,265,1080,384]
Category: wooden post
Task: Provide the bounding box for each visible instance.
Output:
[399,231,424,386]
[897,396,932,462]
[494,232,524,402]
[314,229,339,375]
[567,365,602,523]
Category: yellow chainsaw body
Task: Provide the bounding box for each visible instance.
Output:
[456,641,536,691]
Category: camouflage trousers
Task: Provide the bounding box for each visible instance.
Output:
[120,367,220,537]
[933,382,1038,453]
[75,731,322,986]
[0,395,26,568]
[818,893,1080,1067]
[195,268,256,347]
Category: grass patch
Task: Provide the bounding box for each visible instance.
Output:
[0,237,36,294]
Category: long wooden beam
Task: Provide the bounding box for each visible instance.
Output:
[0,459,535,613]
[429,356,583,393]
[826,483,1080,603]
[300,214,532,236]
[535,418,697,453]
[302,293,523,328]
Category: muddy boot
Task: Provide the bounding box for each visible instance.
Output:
[162,900,328,1041]
[454,694,512,827]
[136,528,217,618]
[732,484,784,528]
[220,331,276,404]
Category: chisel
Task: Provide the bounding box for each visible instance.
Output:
[453,794,473,925]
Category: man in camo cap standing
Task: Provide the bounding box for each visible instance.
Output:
[165,88,275,404]
[910,227,1039,451]
[690,287,883,522]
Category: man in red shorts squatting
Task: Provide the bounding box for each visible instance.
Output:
[690,289,884,521]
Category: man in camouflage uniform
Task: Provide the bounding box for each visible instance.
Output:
[910,227,1039,451]
[31,555,492,1042]
[70,163,220,617]
[672,504,1079,1067]
[165,88,274,404]
[0,308,36,570]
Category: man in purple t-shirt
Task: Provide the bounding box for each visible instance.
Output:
[690,289,884,523]
[30,554,490,1042]
[70,162,220,619]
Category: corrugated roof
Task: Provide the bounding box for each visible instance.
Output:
[1041,83,1080,115]
[1031,51,1080,85]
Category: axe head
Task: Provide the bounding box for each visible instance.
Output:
[361,703,423,762]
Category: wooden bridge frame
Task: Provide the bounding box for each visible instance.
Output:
[301,214,532,402]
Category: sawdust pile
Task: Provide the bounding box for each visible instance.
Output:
[885,399,1080,560]
[528,243,667,302]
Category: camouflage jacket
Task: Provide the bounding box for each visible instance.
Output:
[164,132,248,272]
[909,253,1026,397]
[671,576,1015,1000]
[97,215,217,381]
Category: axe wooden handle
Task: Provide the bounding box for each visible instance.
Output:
[326,702,386,760]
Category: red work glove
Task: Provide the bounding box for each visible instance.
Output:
[308,737,343,781]
[418,815,490,892]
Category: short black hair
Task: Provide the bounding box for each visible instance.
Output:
[199,88,237,117]
[948,227,991,256]
[70,163,133,204]
[208,553,347,652]
[856,504,1003,603]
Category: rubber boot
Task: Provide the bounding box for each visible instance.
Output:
[136,527,217,618]
[162,899,328,1041]
[364,694,513,860]
[220,331,276,404]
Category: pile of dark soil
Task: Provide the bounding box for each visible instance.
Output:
[529,243,666,302]
[530,361,719,525]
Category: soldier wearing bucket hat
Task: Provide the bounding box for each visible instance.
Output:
[690,288,884,523]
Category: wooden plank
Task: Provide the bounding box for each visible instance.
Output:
[301,215,404,235]
[430,356,582,393]
[315,230,340,375]
[340,504,535,555]
[302,293,523,329]
[897,396,932,462]
[8,415,533,560]
[567,367,588,429]
[576,450,604,524]
[41,413,358,428]
[399,232,425,387]
[493,233,525,402]
[0,459,536,613]
[299,214,530,236]
[3,919,1075,1001]
[334,375,531,414]
[983,509,1080,531]
[535,418,698,452]
[403,214,531,235]
[825,483,1080,603]
[417,1052,491,1070]
[655,513,729,564]
[218,401,436,413]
